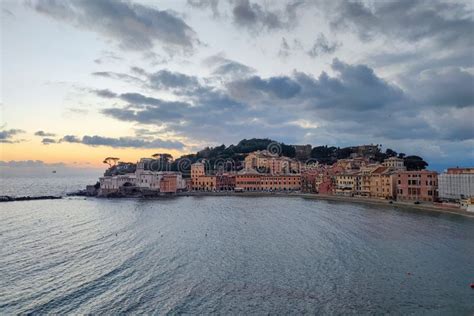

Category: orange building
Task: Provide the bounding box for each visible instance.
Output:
[191,162,206,189]
[193,175,217,191]
[235,171,301,191]
[369,166,396,199]
[160,174,178,193]
[235,173,262,191]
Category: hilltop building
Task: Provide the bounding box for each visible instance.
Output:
[244,150,299,174]
[382,157,406,170]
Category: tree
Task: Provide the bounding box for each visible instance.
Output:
[281,143,296,158]
[311,146,338,164]
[398,153,406,159]
[152,153,173,163]
[103,157,119,167]
[385,148,397,157]
[404,155,428,171]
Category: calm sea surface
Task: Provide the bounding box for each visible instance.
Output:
[1,176,473,314]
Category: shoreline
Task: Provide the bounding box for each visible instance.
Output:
[177,191,474,218]
[3,191,473,218]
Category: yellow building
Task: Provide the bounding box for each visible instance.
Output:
[335,172,359,196]
[369,166,396,199]
[193,175,217,191]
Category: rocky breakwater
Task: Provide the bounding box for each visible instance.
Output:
[0,195,62,202]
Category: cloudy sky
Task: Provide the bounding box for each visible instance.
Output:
[1,0,473,170]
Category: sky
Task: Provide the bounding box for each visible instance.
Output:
[1,0,473,171]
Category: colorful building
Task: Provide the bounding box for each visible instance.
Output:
[335,171,359,196]
[395,170,438,202]
[235,170,301,192]
[369,166,396,199]
[216,173,236,191]
[193,175,217,191]
[244,150,299,174]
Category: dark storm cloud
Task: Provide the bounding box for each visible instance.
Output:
[0,129,25,143]
[328,0,473,48]
[297,59,405,111]
[227,58,403,109]
[30,0,199,53]
[228,75,301,99]
[34,130,56,137]
[60,134,184,149]
[91,57,472,146]
[405,67,474,108]
[99,91,192,123]
[119,93,191,109]
[307,33,340,58]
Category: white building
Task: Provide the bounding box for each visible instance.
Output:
[99,174,136,191]
[382,157,405,170]
[438,173,474,201]
[98,157,186,195]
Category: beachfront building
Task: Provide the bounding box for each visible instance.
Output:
[300,163,345,194]
[335,171,359,196]
[369,166,396,199]
[358,165,379,196]
[235,170,301,192]
[216,173,236,191]
[235,171,261,191]
[193,175,217,191]
[98,158,186,195]
[260,174,301,191]
[301,169,318,193]
[99,174,136,195]
[438,168,474,202]
[395,170,438,202]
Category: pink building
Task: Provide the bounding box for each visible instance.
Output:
[216,173,236,191]
[395,170,438,202]
[160,174,178,193]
